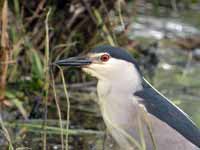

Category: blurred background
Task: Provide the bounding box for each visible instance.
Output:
[0,0,200,149]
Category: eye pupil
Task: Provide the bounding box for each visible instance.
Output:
[100,54,110,62]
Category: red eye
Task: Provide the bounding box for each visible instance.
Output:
[100,54,110,62]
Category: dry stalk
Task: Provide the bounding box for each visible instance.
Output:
[0,0,10,102]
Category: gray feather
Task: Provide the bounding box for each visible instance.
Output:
[135,79,200,148]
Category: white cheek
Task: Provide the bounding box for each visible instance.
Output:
[82,58,127,79]
[82,66,105,79]
[82,67,96,76]
[105,58,125,72]
[82,68,92,75]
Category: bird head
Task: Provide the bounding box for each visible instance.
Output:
[55,45,142,87]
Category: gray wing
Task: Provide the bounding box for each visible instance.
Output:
[135,78,200,148]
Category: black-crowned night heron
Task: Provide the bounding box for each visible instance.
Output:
[55,45,200,150]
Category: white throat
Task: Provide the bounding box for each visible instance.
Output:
[97,60,142,99]
[96,61,143,128]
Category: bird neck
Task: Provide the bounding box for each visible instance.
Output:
[97,77,142,127]
[97,64,143,99]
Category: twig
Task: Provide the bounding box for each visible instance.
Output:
[57,65,71,150]
[0,0,9,102]
[93,9,115,46]
[51,70,64,150]
[0,114,14,150]
[26,0,46,22]
[42,8,51,150]
[117,0,125,30]
[4,121,104,136]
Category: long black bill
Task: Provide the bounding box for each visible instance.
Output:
[54,56,92,67]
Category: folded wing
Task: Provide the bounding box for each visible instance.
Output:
[135,78,200,148]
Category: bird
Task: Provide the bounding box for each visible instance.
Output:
[55,45,200,150]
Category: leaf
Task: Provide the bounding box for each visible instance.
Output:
[6,91,28,120]
[30,49,44,79]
